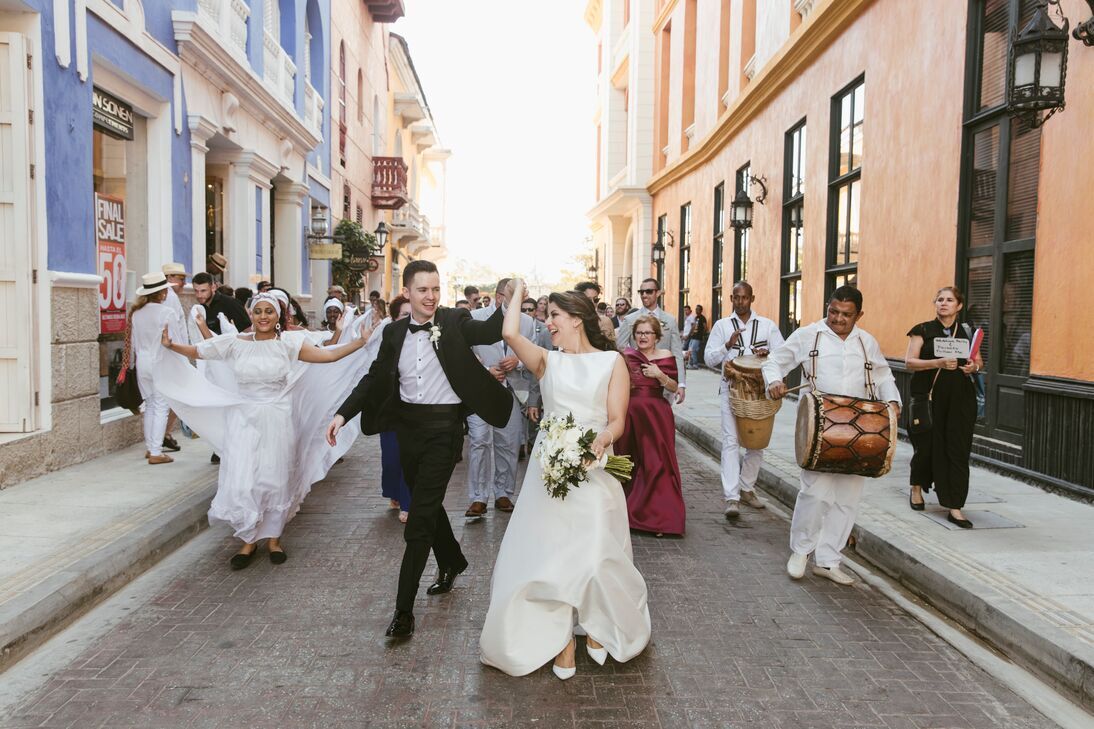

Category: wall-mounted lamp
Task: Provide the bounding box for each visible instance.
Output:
[1073,0,1094,45]
[730,175,769,231]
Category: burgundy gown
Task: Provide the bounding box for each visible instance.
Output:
[616,348,685,535]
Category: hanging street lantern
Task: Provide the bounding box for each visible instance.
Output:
[374,220,389,251]
[309,207,329,238]
[1007,0,1070,125]
[651,239,665,265]
[730,188,754,231]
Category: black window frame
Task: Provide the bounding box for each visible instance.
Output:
[678,203,692,319]
[732,163,750,284]
[712,182,725,322]
[825,75,865,301]
[781,118,806,334]
[655,213,668,295]
[955,0,1042,444]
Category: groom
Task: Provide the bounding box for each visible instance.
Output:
[327,260,513,638]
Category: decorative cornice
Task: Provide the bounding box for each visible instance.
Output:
[173,11,320,155]
[647,0,874,195]
[587,185,652,221]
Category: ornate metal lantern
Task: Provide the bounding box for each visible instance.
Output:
[1007,0,1070,124]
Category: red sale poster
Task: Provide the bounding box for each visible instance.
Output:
[96,193,127,334]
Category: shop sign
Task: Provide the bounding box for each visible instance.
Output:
[92,88,134,141]
[308,243,343,260]
[96,193,127,334]
[365,257,380,273]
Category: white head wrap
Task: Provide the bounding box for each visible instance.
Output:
[249,292,283,313]
[269,289,290,312]
[323,297,345,312]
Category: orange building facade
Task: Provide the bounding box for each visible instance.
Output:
[589,0,1094,494]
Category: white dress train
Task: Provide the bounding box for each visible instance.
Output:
[479,350,651,676]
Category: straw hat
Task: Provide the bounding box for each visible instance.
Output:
[162,262,187,276]
[207,252,228,274]
[136,272,170,296]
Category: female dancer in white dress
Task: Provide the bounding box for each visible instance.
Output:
[479,281,651,680]
[158,293,372,569]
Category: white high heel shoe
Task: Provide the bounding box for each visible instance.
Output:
[552,638,577,680]
[586,640,607,666]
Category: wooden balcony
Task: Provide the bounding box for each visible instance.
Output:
[371,157,409,210]
[365,0,405,23]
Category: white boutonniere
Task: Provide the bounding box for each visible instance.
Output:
[429,324,443,347]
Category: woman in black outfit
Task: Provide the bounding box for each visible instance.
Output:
[904,287,983,528]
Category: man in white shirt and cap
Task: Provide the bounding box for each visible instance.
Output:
[465,278,541,517]
[617,278,686,403]
[763,286,901,586]
[704,282,784,519]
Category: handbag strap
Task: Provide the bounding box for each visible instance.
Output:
[121,310,134,376]
[927,368,941,400]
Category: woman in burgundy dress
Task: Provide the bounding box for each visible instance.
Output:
[616,315,685,536]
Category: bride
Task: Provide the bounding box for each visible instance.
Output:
[479,280,651,680]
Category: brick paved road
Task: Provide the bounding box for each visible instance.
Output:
[1,435,1057,728]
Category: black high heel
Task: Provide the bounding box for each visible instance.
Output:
[909,488,925,511]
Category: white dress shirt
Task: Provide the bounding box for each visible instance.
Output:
[762,319,901,404]
[704,312,785,375]
[164,285,189,344]
[399,317,460,404]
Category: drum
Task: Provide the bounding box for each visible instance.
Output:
[727,355,781,450]
[795,390,897,478]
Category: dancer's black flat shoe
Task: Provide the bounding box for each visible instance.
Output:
[230,550,256,570]
[269,548,288,565]
[947,513,973,529]
[385,610,415,638]
[909,490,925,511]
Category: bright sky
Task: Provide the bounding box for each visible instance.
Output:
[392,1,597,283]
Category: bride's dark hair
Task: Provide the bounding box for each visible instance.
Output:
[548,291,614,352]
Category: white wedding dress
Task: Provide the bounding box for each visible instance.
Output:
[479,350,651,676]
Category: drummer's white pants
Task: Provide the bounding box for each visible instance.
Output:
[789,471,865,569]
[719,384,764,501]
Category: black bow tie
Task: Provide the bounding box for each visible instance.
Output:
[409,321,434,334]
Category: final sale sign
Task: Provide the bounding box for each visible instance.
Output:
[96,193,127,334]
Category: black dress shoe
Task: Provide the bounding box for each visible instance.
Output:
[269,547,288,565]
[947,513,973,529]
[229,549,256,570]
[385,610,415,638]
[162,436,181,452]
[909,489,925,511]
[426,561,467,595]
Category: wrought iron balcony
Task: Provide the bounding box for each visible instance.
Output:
[371,157,409,210]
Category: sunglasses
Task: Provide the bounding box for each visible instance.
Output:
[521,307,535,313]
[638,289,658,295]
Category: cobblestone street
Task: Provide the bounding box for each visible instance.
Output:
[0,435,1058,728]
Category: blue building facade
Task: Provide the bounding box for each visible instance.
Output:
[0,0,330,486]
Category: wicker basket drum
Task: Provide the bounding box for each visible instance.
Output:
[725,355,782,449]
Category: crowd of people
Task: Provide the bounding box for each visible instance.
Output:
[122,257,982,681]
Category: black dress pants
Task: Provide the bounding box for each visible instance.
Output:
[909,376,976,509]
[394,409,467,613]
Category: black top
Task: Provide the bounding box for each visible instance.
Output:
[693,314,707,338]
[205,291,251,334]
[336,306,513,434]
[907,319,971,395]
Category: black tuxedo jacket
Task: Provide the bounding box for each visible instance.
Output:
[336,306,513,434]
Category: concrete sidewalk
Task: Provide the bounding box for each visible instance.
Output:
[675,367,1094,711]
[0,436,217,671]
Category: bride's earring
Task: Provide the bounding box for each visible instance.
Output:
[275,322,282,333]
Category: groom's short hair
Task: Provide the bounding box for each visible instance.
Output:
[496,278,511,298]
[403,260,438,287]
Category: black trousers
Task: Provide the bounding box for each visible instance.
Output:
[394,407,467,613]
[909,376,977,509]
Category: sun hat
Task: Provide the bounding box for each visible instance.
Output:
[136,272,170,296]
[207,252,228,274]
[161,262,187,276]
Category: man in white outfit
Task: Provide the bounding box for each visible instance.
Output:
[763,286,901,586]
[704,282,784,519]
[617,278,686,403]
[160,263,190,452]
[465,279,541,517]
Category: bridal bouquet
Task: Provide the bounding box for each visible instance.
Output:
[537,413,634,500]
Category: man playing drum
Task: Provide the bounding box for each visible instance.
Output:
[704,282,784,519]
[763,286,901,586]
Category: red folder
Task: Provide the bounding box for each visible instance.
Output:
[969,328,984,361]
